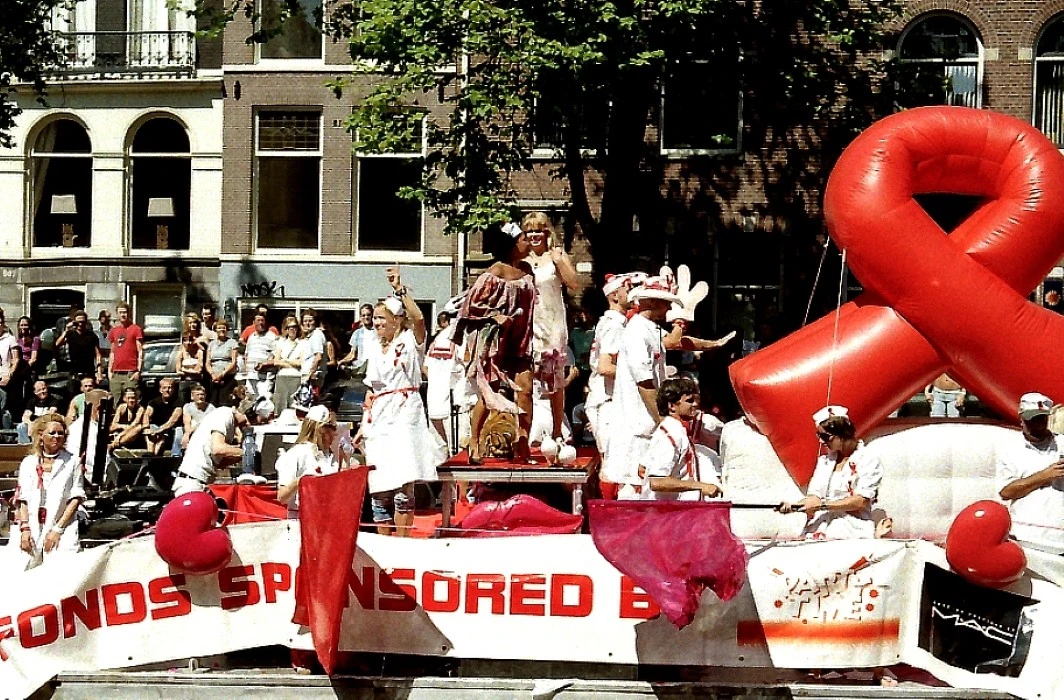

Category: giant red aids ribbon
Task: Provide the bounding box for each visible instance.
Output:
[730,107,1064,487]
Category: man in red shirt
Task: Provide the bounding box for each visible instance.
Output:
[240,303,279,344]
[107,302,144,400]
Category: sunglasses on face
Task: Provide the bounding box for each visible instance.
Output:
[817,431,834,443]
[46,430,67,437]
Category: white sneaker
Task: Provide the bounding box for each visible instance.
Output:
[249,474,267,485]
[236,473,257,485]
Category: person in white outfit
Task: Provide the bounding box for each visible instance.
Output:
[8,415,84,569]
[276,404,341,519]
[997,392,1064,554]
[172,405,249,496]
[587,271,645,498]
[358,267,447,536]
[642,377,725,501]
[243,312,278,400]
[424,296,474,452]
[523,212,580,445]
[779,405,884,540]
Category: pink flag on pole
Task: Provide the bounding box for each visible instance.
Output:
[589,500,748,628]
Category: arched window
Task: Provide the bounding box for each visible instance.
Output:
[897,14,982,108]
[128,117,191,250]
[30,119,93,248]
[1035,16,1064,147]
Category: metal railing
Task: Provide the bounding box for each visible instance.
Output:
[50,31,196,77]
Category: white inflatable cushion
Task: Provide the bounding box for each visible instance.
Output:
[720,418,1015,542]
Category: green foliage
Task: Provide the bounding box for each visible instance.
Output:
[324,0,904,244]
[0,0,74,148]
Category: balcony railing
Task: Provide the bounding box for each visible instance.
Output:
[51,31,196,77]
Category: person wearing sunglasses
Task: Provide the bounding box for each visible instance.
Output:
[777,405,884,540]
[8,415,84,568]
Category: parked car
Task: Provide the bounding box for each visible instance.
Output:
[139,339,182,403]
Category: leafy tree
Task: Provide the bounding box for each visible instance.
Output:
[0,0,71,147]
[324,0,905,277]
[200,0,907,283]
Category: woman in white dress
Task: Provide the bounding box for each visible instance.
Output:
[522,212,579,445]
[779,406,884,540]
[358,267,446,536]
[276,405,340,519]
[8,415,84,569]
[265,315,306,411]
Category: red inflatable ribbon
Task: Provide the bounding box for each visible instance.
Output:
[731,107,1064,487]
[589,499,747,628]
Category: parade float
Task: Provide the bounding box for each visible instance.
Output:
[5,106,1064,700]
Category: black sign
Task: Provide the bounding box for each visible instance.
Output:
[918,563,1036,677]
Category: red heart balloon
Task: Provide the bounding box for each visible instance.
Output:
[945,500,1026,589]
[155,492,233,575]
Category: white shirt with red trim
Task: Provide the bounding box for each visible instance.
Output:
[803,441,882,540]
[996,432,1064,554]
[642,413,724,501]
[276,442,339,517]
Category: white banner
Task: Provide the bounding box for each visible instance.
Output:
[0,525,1058,699]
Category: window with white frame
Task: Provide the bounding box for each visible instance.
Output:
[259,0,323,60]
[897,14,982,108]
[661,55,742,154]
[356,112,424,252]
[255,110,322,250]
[1035,17,1064,148]
[30,119,93,248]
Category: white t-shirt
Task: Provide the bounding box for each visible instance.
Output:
[244,331,278,369]
[612,314,667,438]
[996,433,1064,554]
[642,413,725,501]
[350,325,374,369]
[0,330,17,378]
[178,407,237,484]
[803,442,883,540]
[586,310,626,408]
[425,324,470,420]
[303,328,326,376]
[275,442,340,516]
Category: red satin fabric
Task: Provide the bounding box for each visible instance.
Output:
[292,468,369,676]
[731,107,1064,487]
[210,484,287,525]
[458,494,583,536]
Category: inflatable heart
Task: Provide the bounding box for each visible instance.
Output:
[945,500,1026,589]
[155,492,233,575]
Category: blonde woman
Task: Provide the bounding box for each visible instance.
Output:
[523,212,579,445]
[276,405,340,517]
[359,267,446,536]
[8,415,84,568]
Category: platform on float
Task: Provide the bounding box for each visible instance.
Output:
[437,448,599,527]
[47,669,1011,700]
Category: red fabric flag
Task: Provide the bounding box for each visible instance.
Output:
[292,467,369,675]
[589,499,747,628]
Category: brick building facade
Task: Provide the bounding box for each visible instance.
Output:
[1,0,1062,342]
